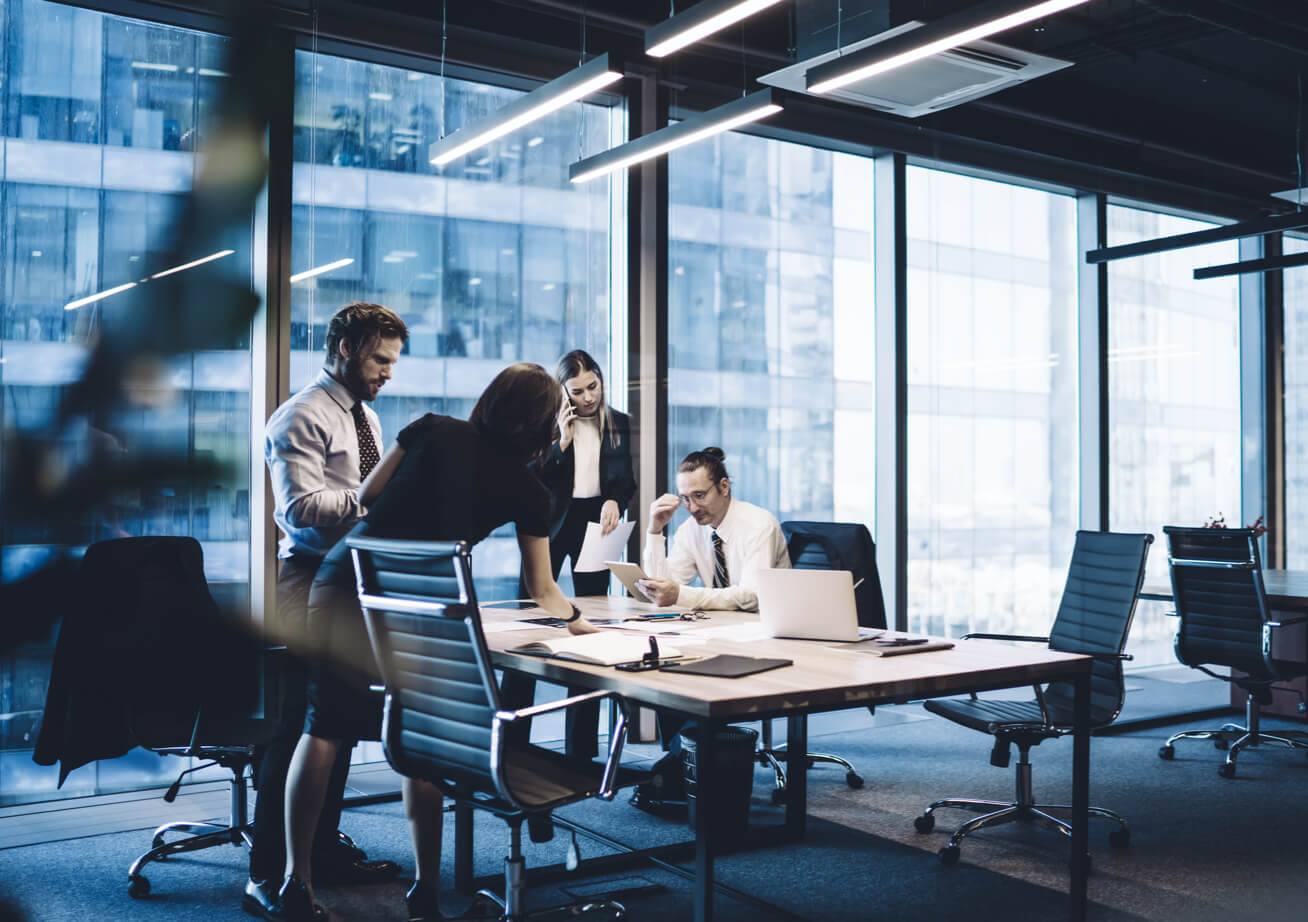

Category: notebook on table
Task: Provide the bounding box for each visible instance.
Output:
[508,632,680,666]
[659,654,792,678]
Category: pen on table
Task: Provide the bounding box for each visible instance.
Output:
[852,577,865,590]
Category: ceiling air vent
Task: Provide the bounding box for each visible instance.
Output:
[760,20,1071,119]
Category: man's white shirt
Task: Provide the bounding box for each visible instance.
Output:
[265,369,381,559]
[642,498,790,611]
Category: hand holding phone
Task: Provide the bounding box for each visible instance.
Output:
[557,397,576,451]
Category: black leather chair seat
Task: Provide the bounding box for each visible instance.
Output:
[923,697,1067,736]
[501,745,650,809]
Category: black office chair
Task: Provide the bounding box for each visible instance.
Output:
[913,530,1152,866]
[34,536,271,899]
[1158,526,1308,777]
[753,522,889,801]
[347,536,645,921]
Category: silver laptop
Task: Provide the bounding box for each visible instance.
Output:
[756,567,861,642]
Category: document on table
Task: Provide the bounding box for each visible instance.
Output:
[573,520,636,572]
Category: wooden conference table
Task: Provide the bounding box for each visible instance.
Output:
[468,597,1095,922]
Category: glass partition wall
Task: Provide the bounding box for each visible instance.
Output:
[291,51,618,600]
[1283,235,1308,566]
[666,131,877,536]
[904,166,1079,639]
[1106,206,1242,665]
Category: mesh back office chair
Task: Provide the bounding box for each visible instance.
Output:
[752,522,888,801]
[913,530,1152,866]
[348,536,645,921]
[1158,526,1308,777]
[36,537,270,899]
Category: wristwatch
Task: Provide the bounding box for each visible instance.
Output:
[564,604,582,623]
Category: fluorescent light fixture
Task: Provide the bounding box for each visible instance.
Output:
[1193,250,1308,280]
[1086,211,1308,264]
[290,257,355,283]
[570,88,782,184]
[429,54,621,167]
[469,277,482,286]
[369,92,393,101]
[806,0,1092,95]
[131,61,180,72]
[149,249,234,280]
[645,0,789,58]
[197,68,229,78]
[65,281,138,311]
[527,136,544,147]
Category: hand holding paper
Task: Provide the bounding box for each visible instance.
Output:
[574,520,635,572]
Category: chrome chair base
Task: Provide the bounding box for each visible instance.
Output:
[126,761,254,898]
[1159,695,1308,777]
[758,720,864,803]
[468,826,625,921]
[915,754,1129,864]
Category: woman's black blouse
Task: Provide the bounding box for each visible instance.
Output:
[365,412,550,543]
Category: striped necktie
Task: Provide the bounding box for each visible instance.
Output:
[352,401,380,480]
[711,530,729,589]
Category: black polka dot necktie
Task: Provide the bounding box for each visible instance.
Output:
[712,531,729,589]
[352,401,380,481]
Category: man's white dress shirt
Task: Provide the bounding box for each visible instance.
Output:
[265,369,381,559]
[642,497,790,611]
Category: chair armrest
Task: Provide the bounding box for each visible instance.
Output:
[495,688,615,724]
[495,690,632,801]
[1269,614,1308,627]
[961,633,1049,643]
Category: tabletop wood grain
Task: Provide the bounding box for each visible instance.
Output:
[481,597,1091,720]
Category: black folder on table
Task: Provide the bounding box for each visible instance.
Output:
[659,654,792,678]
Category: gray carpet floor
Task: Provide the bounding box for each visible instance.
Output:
[5,696,1308,921]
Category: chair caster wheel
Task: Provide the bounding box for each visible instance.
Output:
[1108,828,1130,850]
[770,787,787,805]
[914,814,935,834]
[1214,738,1229,750]
[128,875,150,899]
[1218,762,1236,778]
[1157,745,1174,760]
[845,772,864,789]
[937,844,960,866]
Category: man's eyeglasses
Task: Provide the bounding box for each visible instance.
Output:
[678,489,715,505]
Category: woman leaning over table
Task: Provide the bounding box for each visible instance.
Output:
[276,363,598,922]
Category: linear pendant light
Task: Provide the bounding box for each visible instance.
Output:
[428,54,621,167]
[570,88,782,184]
[1086,211,1308,264]
[646,0,790,58]
[806,0,1093,95]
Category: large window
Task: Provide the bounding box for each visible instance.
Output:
[905,166,1079,638]
[1107,206,1241,665]
[1,1,252,803]
[666,131,876,537]
[291,52,618,599]
[1284,235,1308,567]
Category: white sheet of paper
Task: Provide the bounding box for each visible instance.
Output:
[573,520,636,572]
[479,620,545,634]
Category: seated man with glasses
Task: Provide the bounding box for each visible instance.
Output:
[631,446,790,815]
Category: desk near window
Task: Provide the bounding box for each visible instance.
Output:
[477,598,1095,922]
